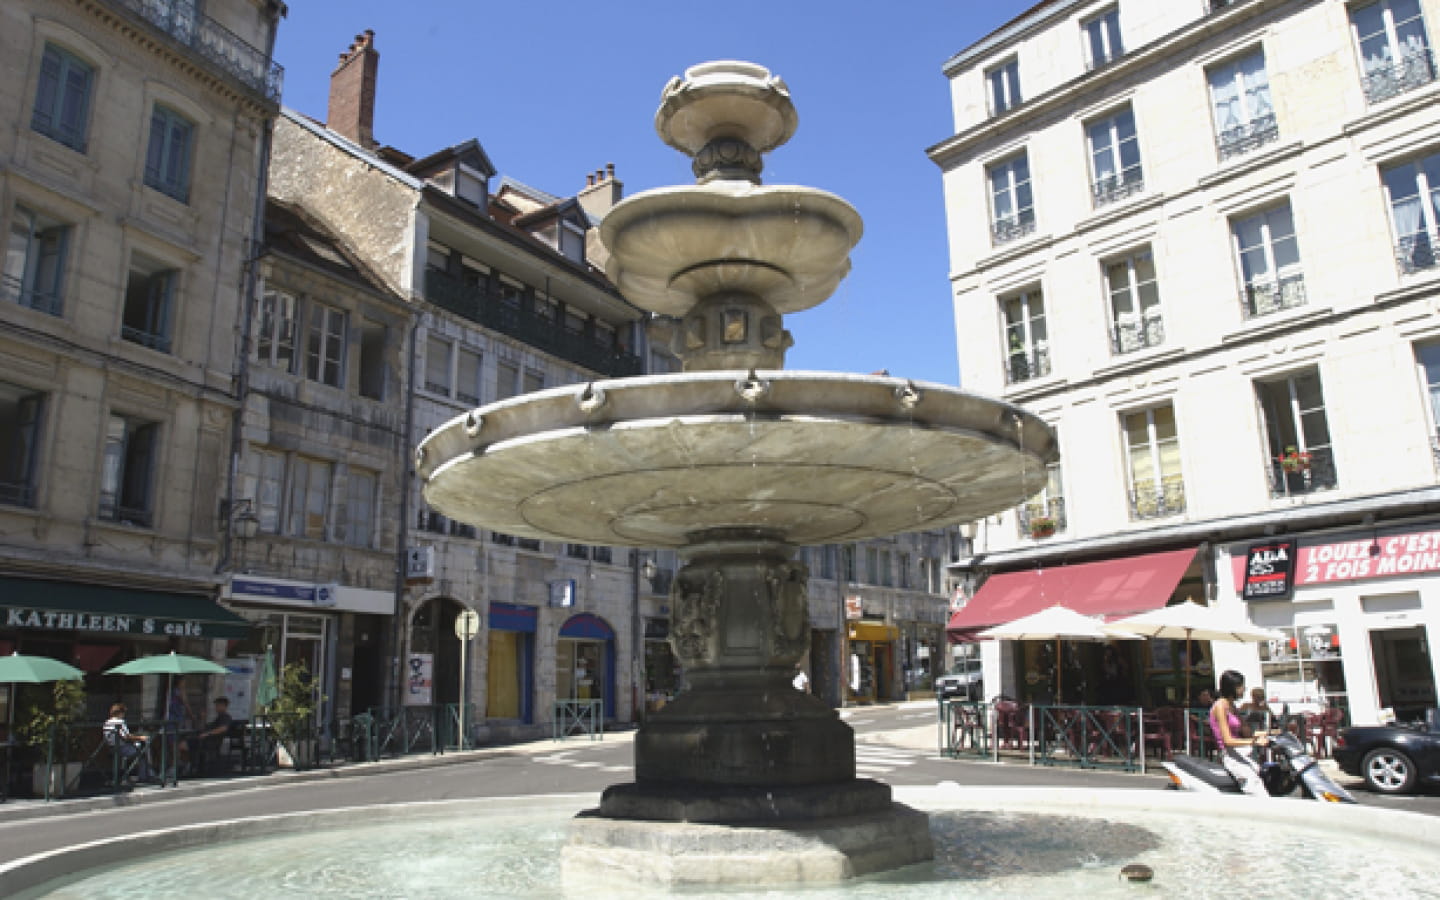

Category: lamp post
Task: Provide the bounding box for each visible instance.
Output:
[231,499,260,571]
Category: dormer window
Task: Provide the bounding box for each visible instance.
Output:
[455,164,488,207]
[986,58,1022,116]
[560,221,586,262]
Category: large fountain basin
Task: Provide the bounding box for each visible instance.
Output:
[418,371,1057,548]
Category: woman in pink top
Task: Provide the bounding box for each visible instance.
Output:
[1210,669,1272,797]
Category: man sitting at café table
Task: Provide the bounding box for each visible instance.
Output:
[191,697,234,775]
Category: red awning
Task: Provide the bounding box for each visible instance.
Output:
[947,547,1200,633]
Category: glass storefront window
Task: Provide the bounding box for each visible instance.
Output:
[1259,623,1346,714]
[556,639,604,702]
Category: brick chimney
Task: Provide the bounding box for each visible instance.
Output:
[328,30,379,148]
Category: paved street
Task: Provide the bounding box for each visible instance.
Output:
[2,701,1436,878]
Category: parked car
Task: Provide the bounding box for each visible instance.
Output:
[935,661,983,701]
[1334,712,1440,795]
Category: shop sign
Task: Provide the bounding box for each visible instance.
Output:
[1233,527,1440,592]
[405,546,434,583]
[845,595,863,620]
[1241,540,1296,601]
[232,578,338,608]
[405,652,433,705]
[548,579,576,608]
[4,607,211,637]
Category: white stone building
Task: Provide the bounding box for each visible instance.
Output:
[934,0,1440,724]
[0,0,284,735]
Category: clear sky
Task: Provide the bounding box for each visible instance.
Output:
[272,1,1037,386]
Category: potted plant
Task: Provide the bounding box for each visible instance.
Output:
[268,661,323,769]
[20,680,87,797]
[1029,515,1057,539]
[1277,446,1312,473]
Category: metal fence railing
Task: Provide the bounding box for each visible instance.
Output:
[553,700,604,740]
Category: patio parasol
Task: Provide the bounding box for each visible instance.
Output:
[254,646,279,711]
[0,652,84,801]
[1104,600,1281,704]
[979,605,1139,703]
[106,651,230,722]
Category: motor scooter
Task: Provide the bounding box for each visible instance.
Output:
[1161,717,1356,802]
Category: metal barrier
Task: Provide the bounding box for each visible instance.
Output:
[1032,705,1143,771]
[938,699,992,758]
[552,699,604,740]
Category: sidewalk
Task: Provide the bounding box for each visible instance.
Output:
[0,729,634,824]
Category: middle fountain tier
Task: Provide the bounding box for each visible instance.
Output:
[418,60,1058,887]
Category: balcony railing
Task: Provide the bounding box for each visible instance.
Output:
[1265,445,1338,499]
[1017,497,1067,538]
[991,209,1036,246]
[1128,477,1185,520]
[1005,346,1051,385]
[1110,311,1165,354]
[1240,273,1306,319]
[121,326,172,354]
[1361,48,1437,105]
[1396,232,1440,275]
[2,273,63,316]
[1216,113,1279,162]
[98,501,153,528]
[0,480,36,508]
[103,0,283,103]
[425,269,643,378]
[1091,166,1144,208]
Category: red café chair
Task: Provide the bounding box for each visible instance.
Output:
[1302,707,1343,759]
[1137,709,1173,761]
[994,700,1030,750]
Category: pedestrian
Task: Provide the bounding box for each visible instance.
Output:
[1208,670,1271,797]
[103,702,155,783]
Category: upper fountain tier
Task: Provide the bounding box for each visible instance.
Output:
[601,61,862,371]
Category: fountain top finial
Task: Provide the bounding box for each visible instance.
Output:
[656,61,798,184]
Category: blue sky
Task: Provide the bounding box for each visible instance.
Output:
[272,1,1036,386]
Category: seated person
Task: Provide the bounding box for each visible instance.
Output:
[102,702,154,783]
[191,696,234,774]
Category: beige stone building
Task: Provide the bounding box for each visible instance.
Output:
[936,0,1440,723]
[0,0,284,733]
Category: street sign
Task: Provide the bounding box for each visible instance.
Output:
[454,609,481,640]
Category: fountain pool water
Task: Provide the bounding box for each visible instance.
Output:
[9,788,1439,898]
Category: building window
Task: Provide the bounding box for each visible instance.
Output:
[255,290,298,371]
[248,448,284,534]
[523,369,545,395]
[287,456,331,540]
[899,552,912,590]
[358,320,386,400]
[4,205,69,316]
[985,58,1021,115]
[144,106,194,203]
[305,303,346,388]
[121,255,176,353]
[1017,460,1066,537]
[31,44,92,152]
[456,347,482,405]
[1001,288,1049,384]
[1256,369,1337,498]
[1083,7,1124,70]
[988,152,1035,245]
[496,361,519,400]
[1105,249,1164,354]
[1088,106,1143,207]
[99,414,158,527]
[424,335,453,395]
[1233,203,1305,318]
[1416,342,1440,468]
[1352,0,1435,104]
[865,547,880,585]
[343,469,376,548]
[1123,405,1185,519]
[0,382,43,508]
[841,545,857,582]
[566,543,590,560]
[1382,150,1440,274]
[1208,49,1278,161]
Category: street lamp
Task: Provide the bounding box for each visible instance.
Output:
[229,498,260,570]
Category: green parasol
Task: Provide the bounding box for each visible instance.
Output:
[255,647,279,710]
[1,652,84,802]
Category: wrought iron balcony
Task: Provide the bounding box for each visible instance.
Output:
[1240,273,1306,319]
[102,0,284,104]
[1017,497,1066,538]
[1004,346,1051,385]
[425,269,643,378]
[1396,232,1439,275]
[98,500,153,528]
[1361,48,1437,105]
[1216,113,1279,162]
[1110,312,1165,355]
[1265,445,1338,499]
[1091,166,1144,207]
[2,273,63,316]
[1128,477,1185,520]
[991,209,1036,246]
[0,480,36,508]
[121,326,172,354]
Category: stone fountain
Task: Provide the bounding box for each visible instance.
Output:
[417,60,1057,887]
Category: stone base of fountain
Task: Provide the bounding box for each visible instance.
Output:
[561,785,934,887]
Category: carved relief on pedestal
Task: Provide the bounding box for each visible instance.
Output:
[669,566,723,665]
[767,560,810,661]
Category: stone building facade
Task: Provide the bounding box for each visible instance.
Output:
[0,0,284,732]
[935,0,1440,723]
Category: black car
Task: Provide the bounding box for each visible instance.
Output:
[1334,713,1440,795]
